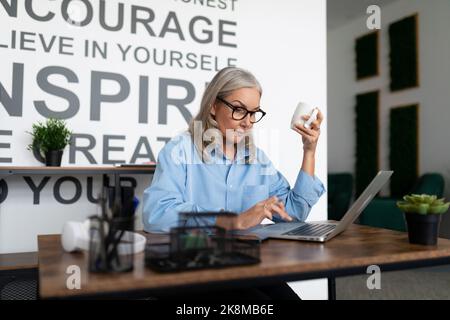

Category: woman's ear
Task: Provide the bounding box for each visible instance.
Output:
[210,103,217,116]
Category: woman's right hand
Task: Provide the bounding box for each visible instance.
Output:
[217,196,293,230]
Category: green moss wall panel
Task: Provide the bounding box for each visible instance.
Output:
[389,15,419,91]
[389,105,419,197]
[355,91,379,196]
[356,31,378,80]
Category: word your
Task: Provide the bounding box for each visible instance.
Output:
[0,175,137,205]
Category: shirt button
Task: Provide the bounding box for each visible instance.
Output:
[230,185,233,189]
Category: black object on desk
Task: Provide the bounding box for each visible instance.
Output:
[145,212,260,272]
[89,178,137,273]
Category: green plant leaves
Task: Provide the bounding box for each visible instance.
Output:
[397,194,449,215]
[429,203,450,215]
[397,201,412,213]
[27,118,72,153]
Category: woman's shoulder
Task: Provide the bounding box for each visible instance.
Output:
[158,131,196,164]
[163,131,192,149]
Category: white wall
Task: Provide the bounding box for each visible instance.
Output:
[1,0,328,299]
[327,0,450,236]
[235,0,328,300]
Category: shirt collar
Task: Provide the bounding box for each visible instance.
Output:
[209,143,250,164]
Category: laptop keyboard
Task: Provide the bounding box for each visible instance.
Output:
[283,223,336,237]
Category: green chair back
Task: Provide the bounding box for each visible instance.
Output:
[328,173,353,221]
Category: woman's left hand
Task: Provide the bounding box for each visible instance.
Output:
[293,108,324,153]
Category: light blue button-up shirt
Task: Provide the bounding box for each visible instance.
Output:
[143,132,325,232]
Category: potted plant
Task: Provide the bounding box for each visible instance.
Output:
[397,194,450,245]
[27,118,72,167]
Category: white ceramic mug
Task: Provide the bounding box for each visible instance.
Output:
[291,102,318,130]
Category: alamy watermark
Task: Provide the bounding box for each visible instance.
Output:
[169,121,281,176]
[366,5,381,30]
[66,265,81,290]
[366,265,381,290]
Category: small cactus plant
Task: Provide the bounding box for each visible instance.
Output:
[397,194,449,215]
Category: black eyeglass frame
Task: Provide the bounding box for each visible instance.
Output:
[217,97,266,123]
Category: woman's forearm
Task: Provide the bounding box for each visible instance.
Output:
[301,150,315,177]
[216,215,238,230]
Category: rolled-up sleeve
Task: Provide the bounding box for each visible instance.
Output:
[269,169,326,222]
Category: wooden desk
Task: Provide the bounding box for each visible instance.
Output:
[0,252,37,271]
[0,252,39,300]
[38,224,450,299]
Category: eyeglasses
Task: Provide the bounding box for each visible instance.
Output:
[217,97,266,123]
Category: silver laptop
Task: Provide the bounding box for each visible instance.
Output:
[240,171,393,242]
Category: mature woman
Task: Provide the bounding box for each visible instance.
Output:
[143,67,325,299]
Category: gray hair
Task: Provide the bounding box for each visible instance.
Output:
[188,67,262,163]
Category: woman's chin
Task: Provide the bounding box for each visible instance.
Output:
[224,131,247,145]
[234,135,245,144]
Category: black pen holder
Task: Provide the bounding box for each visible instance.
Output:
[88,215,135,273]
[107,186,135,218]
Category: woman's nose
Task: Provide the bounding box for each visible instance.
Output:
[242,113,252,127]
